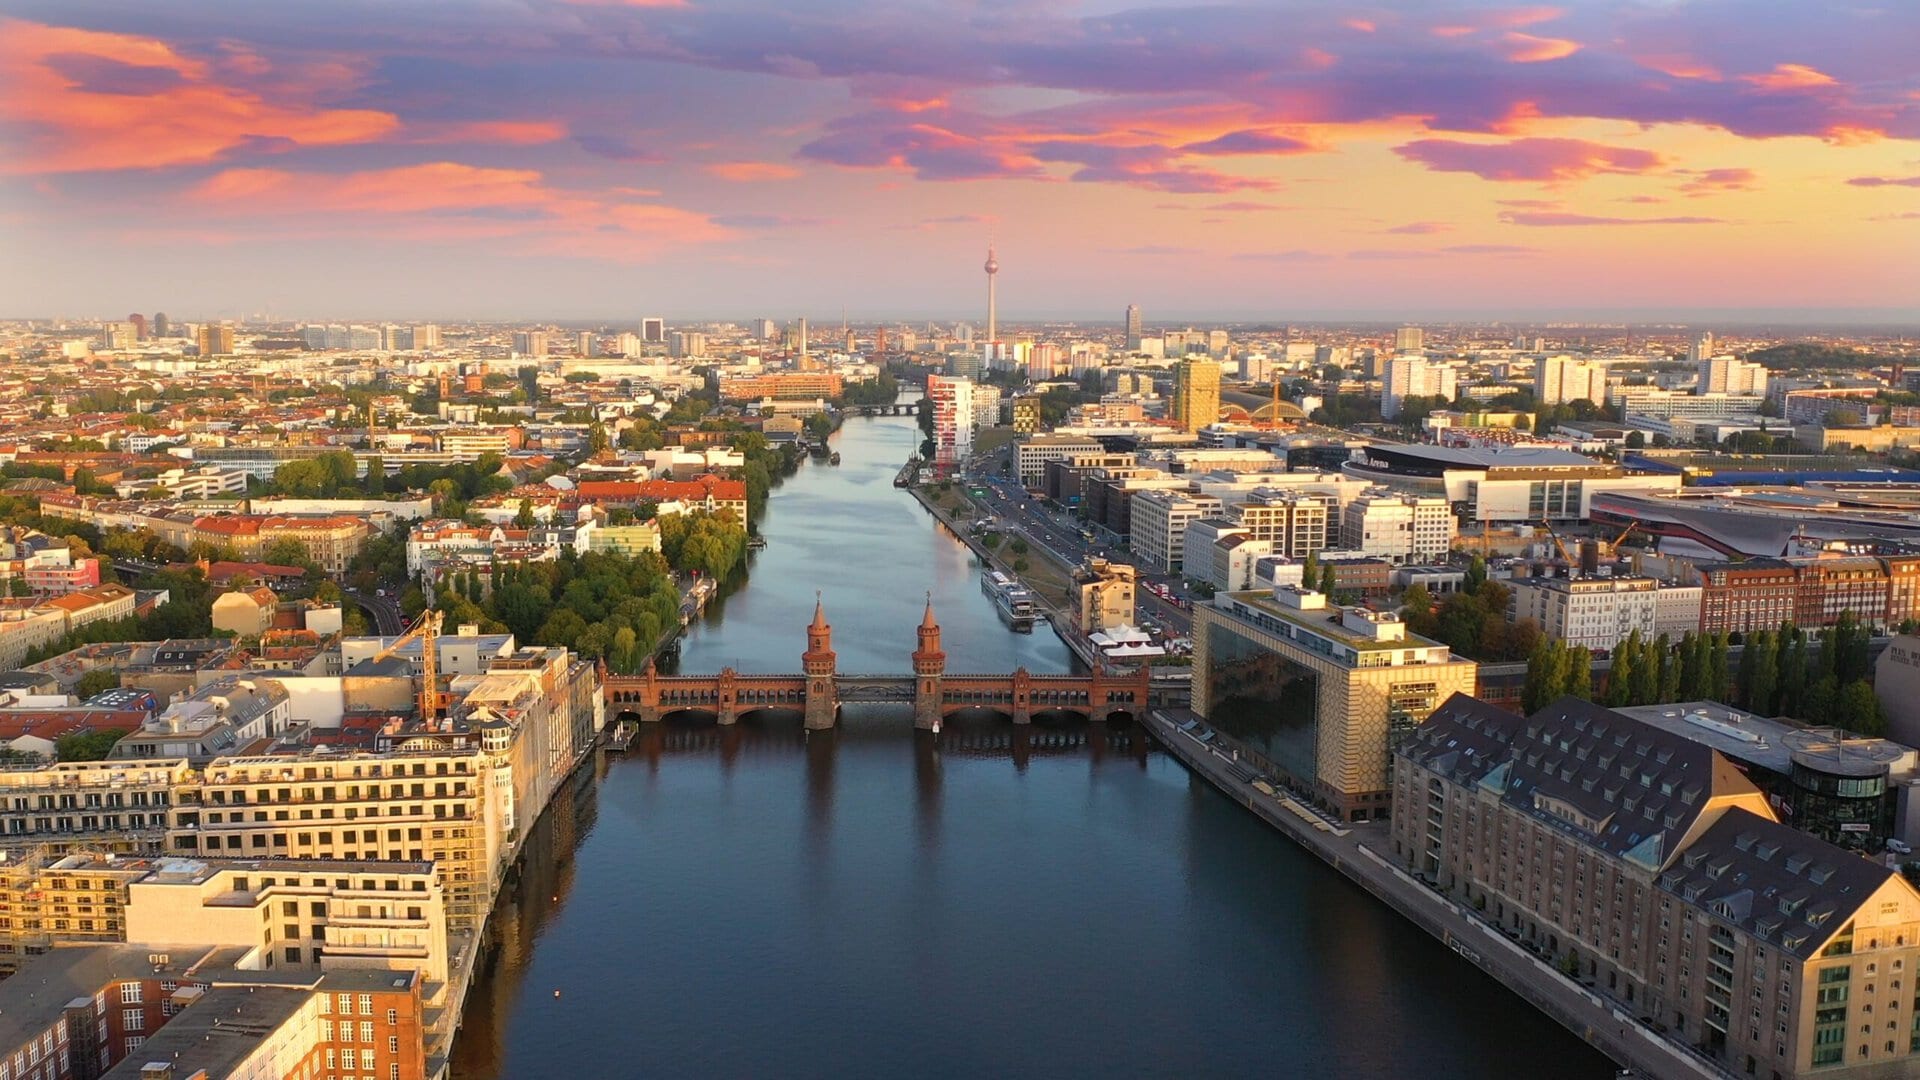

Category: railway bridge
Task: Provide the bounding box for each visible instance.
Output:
[604,599,1150,730]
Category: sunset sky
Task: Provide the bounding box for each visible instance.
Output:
[2,1,1917,323]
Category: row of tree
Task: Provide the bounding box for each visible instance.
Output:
[1397,558,1543,662]
[1520,615,1887,735]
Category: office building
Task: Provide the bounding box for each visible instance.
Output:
[1173,358,1222,433]
[575,330,595,356]
[1394,326,1424,355]
[1012,395,1041,435]
[1688,330,1716,363]
[1344,444,1680,525]
[511,330,547,357]
[1534,356,1608,406]
[640,316,665,343]
[1338,491,1455,564]
[1129,489,1224,572]
[1381,356,1457,419]
[669,330,706,358]
[1231,489,1334,559]
[1394,694,1920,1080]
[1125,304,1143,349]
[1014,434,1102,488]
[1194,586,1477,820]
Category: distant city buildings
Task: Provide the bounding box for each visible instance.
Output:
[1172,357,1221,433]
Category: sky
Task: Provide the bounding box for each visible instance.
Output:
[2,0,1918,324]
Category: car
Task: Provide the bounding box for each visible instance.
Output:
[375,589,386,597]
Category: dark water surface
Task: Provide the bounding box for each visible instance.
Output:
[450,411,1613,1079]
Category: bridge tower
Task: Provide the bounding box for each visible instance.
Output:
[802,596,839,729]
[911,596,946,729]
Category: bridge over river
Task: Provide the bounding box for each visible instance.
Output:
[606,599,1150,729]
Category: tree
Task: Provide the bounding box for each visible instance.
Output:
[1748,630,1777,715]
[55,730,125,762]
[1656,633,1681,703]
[365,456,386,495]
[1463,555,1488,594]
[1628,630,1658,706]
[1803,674,1838,725]
[1319,562,1337,596]
[1566,646,1594,701]
[1708,632,1730,702]
[1779,626,1808,716]
[588,422,610,455]
[1400,583,1435,637]
[1624,431,1646,449]
[513,499,536,529]
[74,669,120,698]
[1836,680,1885,736]
[1302,549,1319,587]
[1606,637,1637,707]
[1735,629,1760,709]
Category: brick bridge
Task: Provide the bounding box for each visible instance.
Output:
[604,600,1150,730]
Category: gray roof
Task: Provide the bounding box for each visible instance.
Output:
[1405,694,1757,871]
[1656,809,1893,959]
[1368,442,1598,468]
[0,946,187,1054]
[100,985,311,1079]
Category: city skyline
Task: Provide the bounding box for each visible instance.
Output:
[2,1,1918,321]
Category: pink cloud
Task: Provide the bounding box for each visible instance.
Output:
[1386,221,1452,234]
[705,161,802,181]
[1848,175,1920,187]
[0,18,397,173]
[414,119,567,146]
[1742,64,1837,91]
[1395,137,1664,182]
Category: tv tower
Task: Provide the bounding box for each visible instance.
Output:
[984,243,999,344]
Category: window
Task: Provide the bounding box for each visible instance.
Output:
[388,1036,398,1053]
[119,984,142,1004]
[120,1008,143,1032]
[122,1036,143,1057]
[360,1021,373,1042]
[358,994,373,1015]
[385,1009,397,1026]
[342,1049,358,1069]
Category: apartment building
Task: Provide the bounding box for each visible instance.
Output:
[1507,575,1703,651]
[168,751,506,932]
[1128,489,1223,572]
[1194,586,1477,820]
[1338,492,1455,565]
[1393,695,1920,1080]
[0,759,188,851]
[1070,559,1136,637]
[1232,489,1333,559]
[927,375,975,466]
[1535,356,1608,406]
[585,521,663,558]
[1698,357,1768,397]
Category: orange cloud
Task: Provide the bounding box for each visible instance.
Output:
[705,161,802,181]
[0,18,397,173]
[1499,33,1579,63]
[1742,63,1837,91]
[1635,53,1722,80]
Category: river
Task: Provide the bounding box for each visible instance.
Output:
[449,408,1614,1079]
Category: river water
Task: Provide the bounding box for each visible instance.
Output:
[450,409,1613,1079]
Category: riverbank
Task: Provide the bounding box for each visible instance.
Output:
[1144,708,1731,1080]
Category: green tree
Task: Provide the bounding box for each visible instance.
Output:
[1836,680,1885,736]
[74,669,120,698]
[1301,549,1319,587]
[1463,555,1488,593]
[1655,633,1681,703]
[1735,629,1760,708]
[513,499,536,529]
[1708,632,1730,702]
[1319,562,1338,596]
[1606,636,1637,707]
[1803,674,1838,725]
[1400,583,1436,638]
[1778,626,1808,716]
[1748,630,1777,715]
[1566,646,1594,701]
[1629,630,1659,706]
[55,730,126,762]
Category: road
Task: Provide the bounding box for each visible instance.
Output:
[347,586,406,636]
[957,447,1195,638]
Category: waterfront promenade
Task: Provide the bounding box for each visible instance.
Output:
[1144,708,1735,1080]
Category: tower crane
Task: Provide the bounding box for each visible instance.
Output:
[369,608,444,720]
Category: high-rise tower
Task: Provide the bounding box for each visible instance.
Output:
[1125,303,1142,349]
[984,244,999,344]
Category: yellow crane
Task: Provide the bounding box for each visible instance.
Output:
[370,608,444,720]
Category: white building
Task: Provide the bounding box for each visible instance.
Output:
[1696,357,1768,397]
[1533,356,1608,407]
[928,375,976,466]
[1129,489,1223,572]
[1338,491,1454,564]
[1506,575,1700,652]
[1230,489,1334,558]
[1382,356,1457,419]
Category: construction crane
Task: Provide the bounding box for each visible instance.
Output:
[370,609,444,720]
[1603,519,1640,557]
[1540,519,1580,574]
